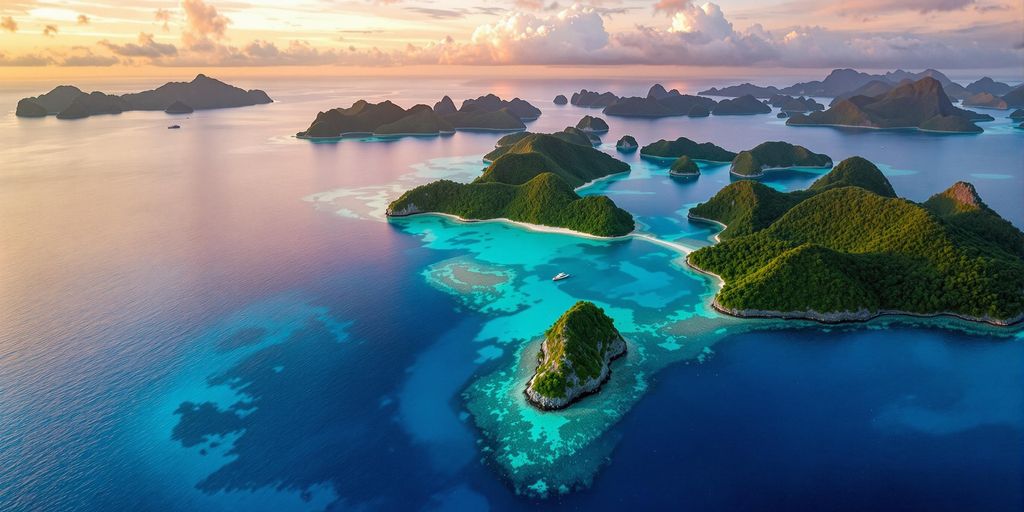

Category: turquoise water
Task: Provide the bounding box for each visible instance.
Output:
[0,76,1022,510]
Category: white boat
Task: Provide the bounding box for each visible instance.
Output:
[552,272,570,281]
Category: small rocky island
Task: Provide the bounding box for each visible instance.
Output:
[787,77,990,133]
[570,89,620,108]
[963,92,1008,110]
[640,136,737,162]
[576,115,609,133]
[386,133,634,236]
[616,135,638,153]
[553,94,568,105]
[669,156,699,177]
[768,95,824,113]
[525,301,627,410]
[699,83,780,98]
[16,74,272,119]
[730,141,832,177]
[687,156,1024,325]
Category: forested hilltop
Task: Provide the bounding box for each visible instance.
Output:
[688,158,1024,325]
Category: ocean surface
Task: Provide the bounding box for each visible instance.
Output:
[1,75,1022,511]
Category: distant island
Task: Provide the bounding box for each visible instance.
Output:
[15,74,272,119]
[712,95,772,115]
[525,301,627,410]
[669,156,700,177]
[576,115,609,133]
[768,95,824,113]
[570,89,619,108]
[730,142,832,177]
[687,157,1024,325]
[966,77,1014,97]
[386,133,634,237]
[553,94,568,105]
[640,137,736,162]
[787,77,989,133]
[616,135,638,153]
[699,83,781,98]
[1010,109,1024,120]
[602,85,716,118]
[1003,85,1024,108]
[296,94,542,139]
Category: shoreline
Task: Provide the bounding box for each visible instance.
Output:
[786,122,981,135]
[729,163,833,179]
[639,153,733,164]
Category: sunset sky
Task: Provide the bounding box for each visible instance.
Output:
[0,0,1021,75]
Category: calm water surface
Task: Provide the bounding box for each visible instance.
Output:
[0,76,1022,511]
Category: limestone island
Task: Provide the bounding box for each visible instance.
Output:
[640,137,737,162]
[576,115,609,133]
[787,77,989,133]
[699,83,781,98]
[711,95,772,115]
[602,84,717,118]
[730,141,832,178]
[487,126,597,161]
[669,156,700,177]
[16,74,272,119]
[570,89,619,108]
[524,301,627,410]
[966,77,1013,97]
[963,92,1008,110]
[687,157,1024,326]
[386,133,634,237]
[553,94,568,105]
[616,135,638,153]
[768,95,824,113]
[458,94,541,121]
[1009,109,1024,120]
[296,101,456,138]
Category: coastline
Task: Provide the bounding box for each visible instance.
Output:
[729,163,833,179]
[639,153,733,164]
[786,122,980,134]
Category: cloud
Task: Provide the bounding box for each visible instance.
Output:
[77,14,89,25]
[61,47,118,66]
[405,7,467,19]
[99,32,178,59]
[653,0,691,15]
[43,24,58,37]
[0,16,16,33]
[829,0,975,15]
[181,0,230,50]
[155,8,172,31]
[0,52,51,66]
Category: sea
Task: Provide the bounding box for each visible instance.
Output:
[1,74,1022,511]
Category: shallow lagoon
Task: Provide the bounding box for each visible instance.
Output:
[0,76,1022,510]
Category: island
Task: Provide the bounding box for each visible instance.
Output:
[768,95,824,113]
[963,92,1008,110]
[699,83,781,98]
[576,115,609,133]
[640,137,737,162]
[729,141,832,177]
[711,95,772,115]
[616,135,638,153]
[296,100,455,138]
[524,301,627,410]
[602,85,717,118]
[570,89,620,108]
[669,156,699,177]
[782,68,972,100]
[1010,109,1024,120]
[387,133,634,237]
[459,94,541,120]
[687,157,1024,325]
[15,74,272,119]
[432,96,457,114]
[829,80,895,106]
[1003,85,1024,108]
[966,77,1013,96]
[553,94,568,105]
[787,77,987,133]
[487,127,595,161]
[165,101,194,114]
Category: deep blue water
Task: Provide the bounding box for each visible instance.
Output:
[0,75,1022,511]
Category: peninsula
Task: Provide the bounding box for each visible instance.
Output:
[525,301,627,410]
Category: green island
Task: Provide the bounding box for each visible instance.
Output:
[687,157,1024,325]
[616,135,638,152]
[485,127,598,162]
[787,77,991,133]
[669,155,700,177]
[576,115,609,133]
[711,94,772,115]
[729,141,832,177]
[640,136,737,162]
[525,301,627,410]
[386,134,634,237]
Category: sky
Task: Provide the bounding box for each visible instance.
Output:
[0,0,1021,76]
